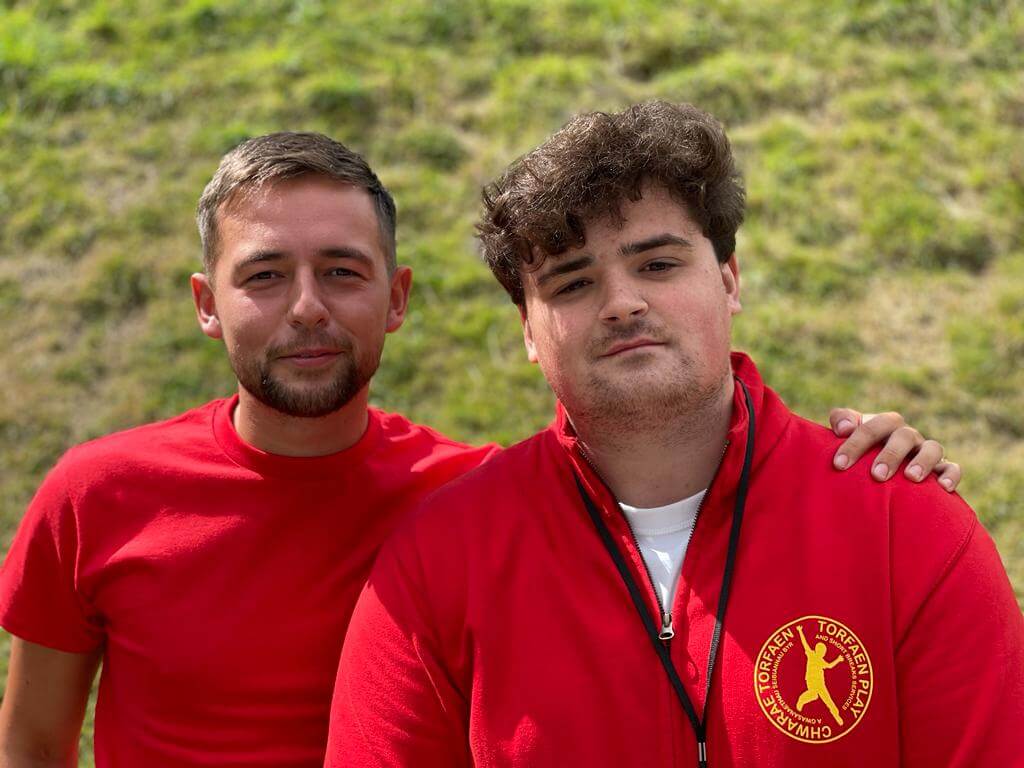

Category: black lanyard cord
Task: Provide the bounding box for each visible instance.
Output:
[703,379,756,718]
[573,379,756,768]
[574,472,703,735]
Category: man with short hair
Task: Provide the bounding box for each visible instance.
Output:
[0,133,498,767]
[0,131,957,767]
[327,103,1023,767]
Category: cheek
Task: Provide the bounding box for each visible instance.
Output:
[531,310,584,364]
[219,300,275,350]
[330,295,389,336]
[683,304,733,363]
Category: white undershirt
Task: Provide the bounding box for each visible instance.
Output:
[619,489,707,611]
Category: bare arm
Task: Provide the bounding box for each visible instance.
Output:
[0,637,100,768]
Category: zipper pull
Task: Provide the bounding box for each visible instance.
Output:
[697,738,707,767]
[658,612,674,642]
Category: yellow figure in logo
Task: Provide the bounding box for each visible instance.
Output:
[795,624,844,726]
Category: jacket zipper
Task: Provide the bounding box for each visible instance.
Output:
[577,440,731,646]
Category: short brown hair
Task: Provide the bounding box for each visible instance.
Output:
[197,131,396,272]
[477,101,745,305]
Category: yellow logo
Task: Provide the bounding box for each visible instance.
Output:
[754,615,873,744]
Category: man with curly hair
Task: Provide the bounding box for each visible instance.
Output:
[327,102,1024,767]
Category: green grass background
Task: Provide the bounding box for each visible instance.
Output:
[1,0,1022,762]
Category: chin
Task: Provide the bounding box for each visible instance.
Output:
[260,384,362,418]
[606,366,724,413]
[237,358,375,419]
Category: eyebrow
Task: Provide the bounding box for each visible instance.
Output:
[233,246,375,277]
[318,247,375,270]
[233,250,284,274]
[535,256,594,287]
[618,233,694,256]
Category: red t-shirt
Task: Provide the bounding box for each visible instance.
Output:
[0,396,495,767]
[327,354,1024,767]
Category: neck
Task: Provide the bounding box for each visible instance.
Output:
[575,377,734,508]
[233,386,370,457]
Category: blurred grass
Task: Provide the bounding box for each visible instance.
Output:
[1,1,1022,763]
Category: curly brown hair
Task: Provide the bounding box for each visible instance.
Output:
[477,101,745,306]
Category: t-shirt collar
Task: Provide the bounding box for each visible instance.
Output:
[212,394,384,481]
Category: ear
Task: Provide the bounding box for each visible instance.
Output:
[385,266,413,333]
[720,254,742,315]
[191,272,223,340]
[519,304,539,364]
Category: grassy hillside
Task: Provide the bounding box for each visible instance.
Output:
[1,0,1022,762]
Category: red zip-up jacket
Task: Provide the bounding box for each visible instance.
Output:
[327,353,1024,767]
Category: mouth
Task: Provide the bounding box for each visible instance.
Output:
[601,338,664,357]
[277,348,345,367]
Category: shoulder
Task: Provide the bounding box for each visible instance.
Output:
[382,430,553,551]
[373,408,484,454]
[771,409,843,456]
[776,409,976,540]
[53,399,225,491]
[885,469,980,622]
[417,430,551,510]
[758,409,999,643]
[764,411,985,619]
[367,431,554,622]
[370,407,500,475]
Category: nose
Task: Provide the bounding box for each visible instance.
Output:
[599,276,648,323]
[286,271,329,329]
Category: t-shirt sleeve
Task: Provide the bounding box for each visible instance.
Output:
[325,526,471,768]
[894,499,1024,765]
[0,456,104,653]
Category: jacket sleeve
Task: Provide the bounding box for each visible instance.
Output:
[0,454,104,653]
[894,505,1024,765]
[325,526,471,768]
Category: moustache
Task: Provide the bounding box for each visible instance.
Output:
[590,321,668,353]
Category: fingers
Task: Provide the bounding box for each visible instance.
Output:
[869,425,924,480]
[905,445,961,491]
[903,439,943,481]
[904,439,962,492]
[832,411,961,491]
[829,408,863,437]
[934,460,962,492]
[832,411,907,471]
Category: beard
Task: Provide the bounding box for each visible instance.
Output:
[228,330,380,418]
[549,320,732,434]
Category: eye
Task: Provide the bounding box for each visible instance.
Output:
[247,270,279,282]
[328,267,360,278]
[555,279,590,296]
[642,260,677,273]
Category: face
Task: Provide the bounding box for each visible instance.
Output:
[520,185,741,429]
[191,175,411,418]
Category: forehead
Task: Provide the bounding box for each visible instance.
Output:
[217,176,381,254]
[526,186,706,272]
[584,185,702,243]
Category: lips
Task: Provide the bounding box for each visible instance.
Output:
[601,338,664,357]
[279,348,343,360]
[276,347,346,368]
